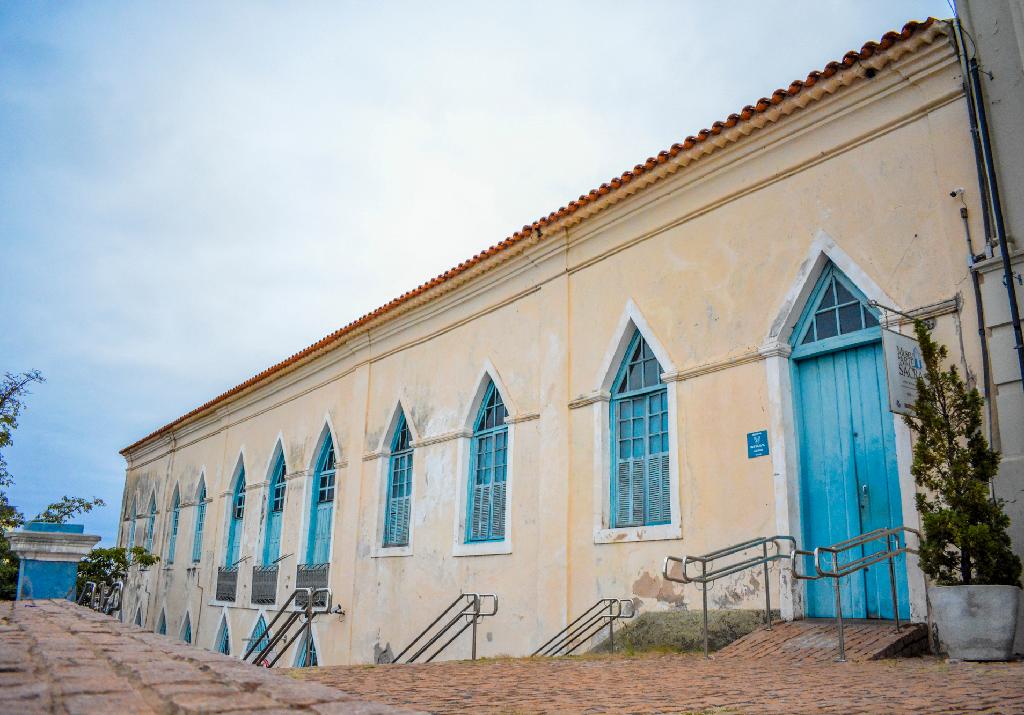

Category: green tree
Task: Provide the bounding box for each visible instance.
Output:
[0,371,107,598]
[76,546,159,595]
[903,321,1022,586]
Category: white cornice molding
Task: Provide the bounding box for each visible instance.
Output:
[661,349,763,383]
[7,531,101,561]
[568,391,611,410]
[758,343,794,360]
[413,429,472,449]
[505,412,540,424]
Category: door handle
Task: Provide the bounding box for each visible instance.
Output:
[860,484,869,509]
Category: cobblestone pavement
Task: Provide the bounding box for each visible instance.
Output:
[295,651,1024,714]
[0,600,419,714]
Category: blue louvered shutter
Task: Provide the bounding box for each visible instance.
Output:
[296,632,318,667]
[263,455,286,565]
[612,331,670,527]
[250,615,269,655]
[308,439,336,565]
[226,468,245,566]
[145,497,156,552]
[182,614,192,644]
[167,491,180,563]
[126,498,136,548]
[192,482,206,563]
[467,383,508,542]
[217,620,230,655]
[157,611,167,635]
[312,500,332,564]
[384,416,412,547]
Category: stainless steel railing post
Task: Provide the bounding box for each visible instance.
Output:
[471,594,479,661]
[762,540,772,630]
[887,532,901,633]
[701,560,709,659]
[833,577,846,662]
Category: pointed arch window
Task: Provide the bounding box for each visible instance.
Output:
[383,413,413,547]
[610,329,670,528]
[192,479,207,563]
[157,610,167,635]
[306,435,336,566]
[126,497,137,549]
[295,631,318,667]
[249,615,270,661]
[225,465,246,567]
[144,494,157,552]
[466,380,508,543]
[216,617,231,655]
[262,452,286,565]
[181,613,192,644]
[167,487,181,564]
[794,263,880,349]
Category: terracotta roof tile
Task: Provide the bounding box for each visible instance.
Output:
[121,17,941,456]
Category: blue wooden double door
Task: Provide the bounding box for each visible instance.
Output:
[793,265,909,620]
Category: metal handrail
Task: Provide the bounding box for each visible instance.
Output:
[532,598,635,657]
[77,581,96,606]
[663,535,796,658]
[811,525,919,662]
[391,592,499,664]
[101,581,123,616]
[242,586,332,667]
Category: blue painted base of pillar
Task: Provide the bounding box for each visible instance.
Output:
[17,559,79,600]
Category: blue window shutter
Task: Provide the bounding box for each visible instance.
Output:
[145,497,156,552]
[312,501,332,564]
[226,467,245,567]
[466,382,508,543]
[263,453,286,565]
[611,330,670,528]
[384,415,413,547]
[168,490,180,564]
[217,619,230,655]
[182,614,192,644]
[250,615,269,655]
[157,611,167,635]
[126,498,136,549]
[296,632,318,667]
[192,481,206,563]
[307,437,336,565]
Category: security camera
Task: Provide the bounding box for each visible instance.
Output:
[950,187,965,198]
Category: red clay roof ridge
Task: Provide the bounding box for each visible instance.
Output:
[121,17,944,457]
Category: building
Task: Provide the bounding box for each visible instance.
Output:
[117,17,1020,665]
[956,0,1024,561]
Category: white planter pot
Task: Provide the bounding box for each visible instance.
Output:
[930,584,1021,661]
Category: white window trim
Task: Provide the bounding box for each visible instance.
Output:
[451,363,516,557]
[589,302,683,545]
[370,405,418,557]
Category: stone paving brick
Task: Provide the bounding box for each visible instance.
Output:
[1,599,421,714]
[295,650,1024,714]
[63,692,157,715]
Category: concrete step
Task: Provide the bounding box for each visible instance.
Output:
[714,618,928,662]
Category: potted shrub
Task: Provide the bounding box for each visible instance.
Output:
[904,321,1022,660]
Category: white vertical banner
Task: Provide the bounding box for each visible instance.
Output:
[882,328,924,416]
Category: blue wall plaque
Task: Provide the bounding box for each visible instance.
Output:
[747,430,769,459]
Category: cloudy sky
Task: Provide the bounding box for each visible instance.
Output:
[1,1,949,544]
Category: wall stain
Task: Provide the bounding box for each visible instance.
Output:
[632,572,687,606]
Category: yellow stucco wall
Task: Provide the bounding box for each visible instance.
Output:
[118,27,991,665]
